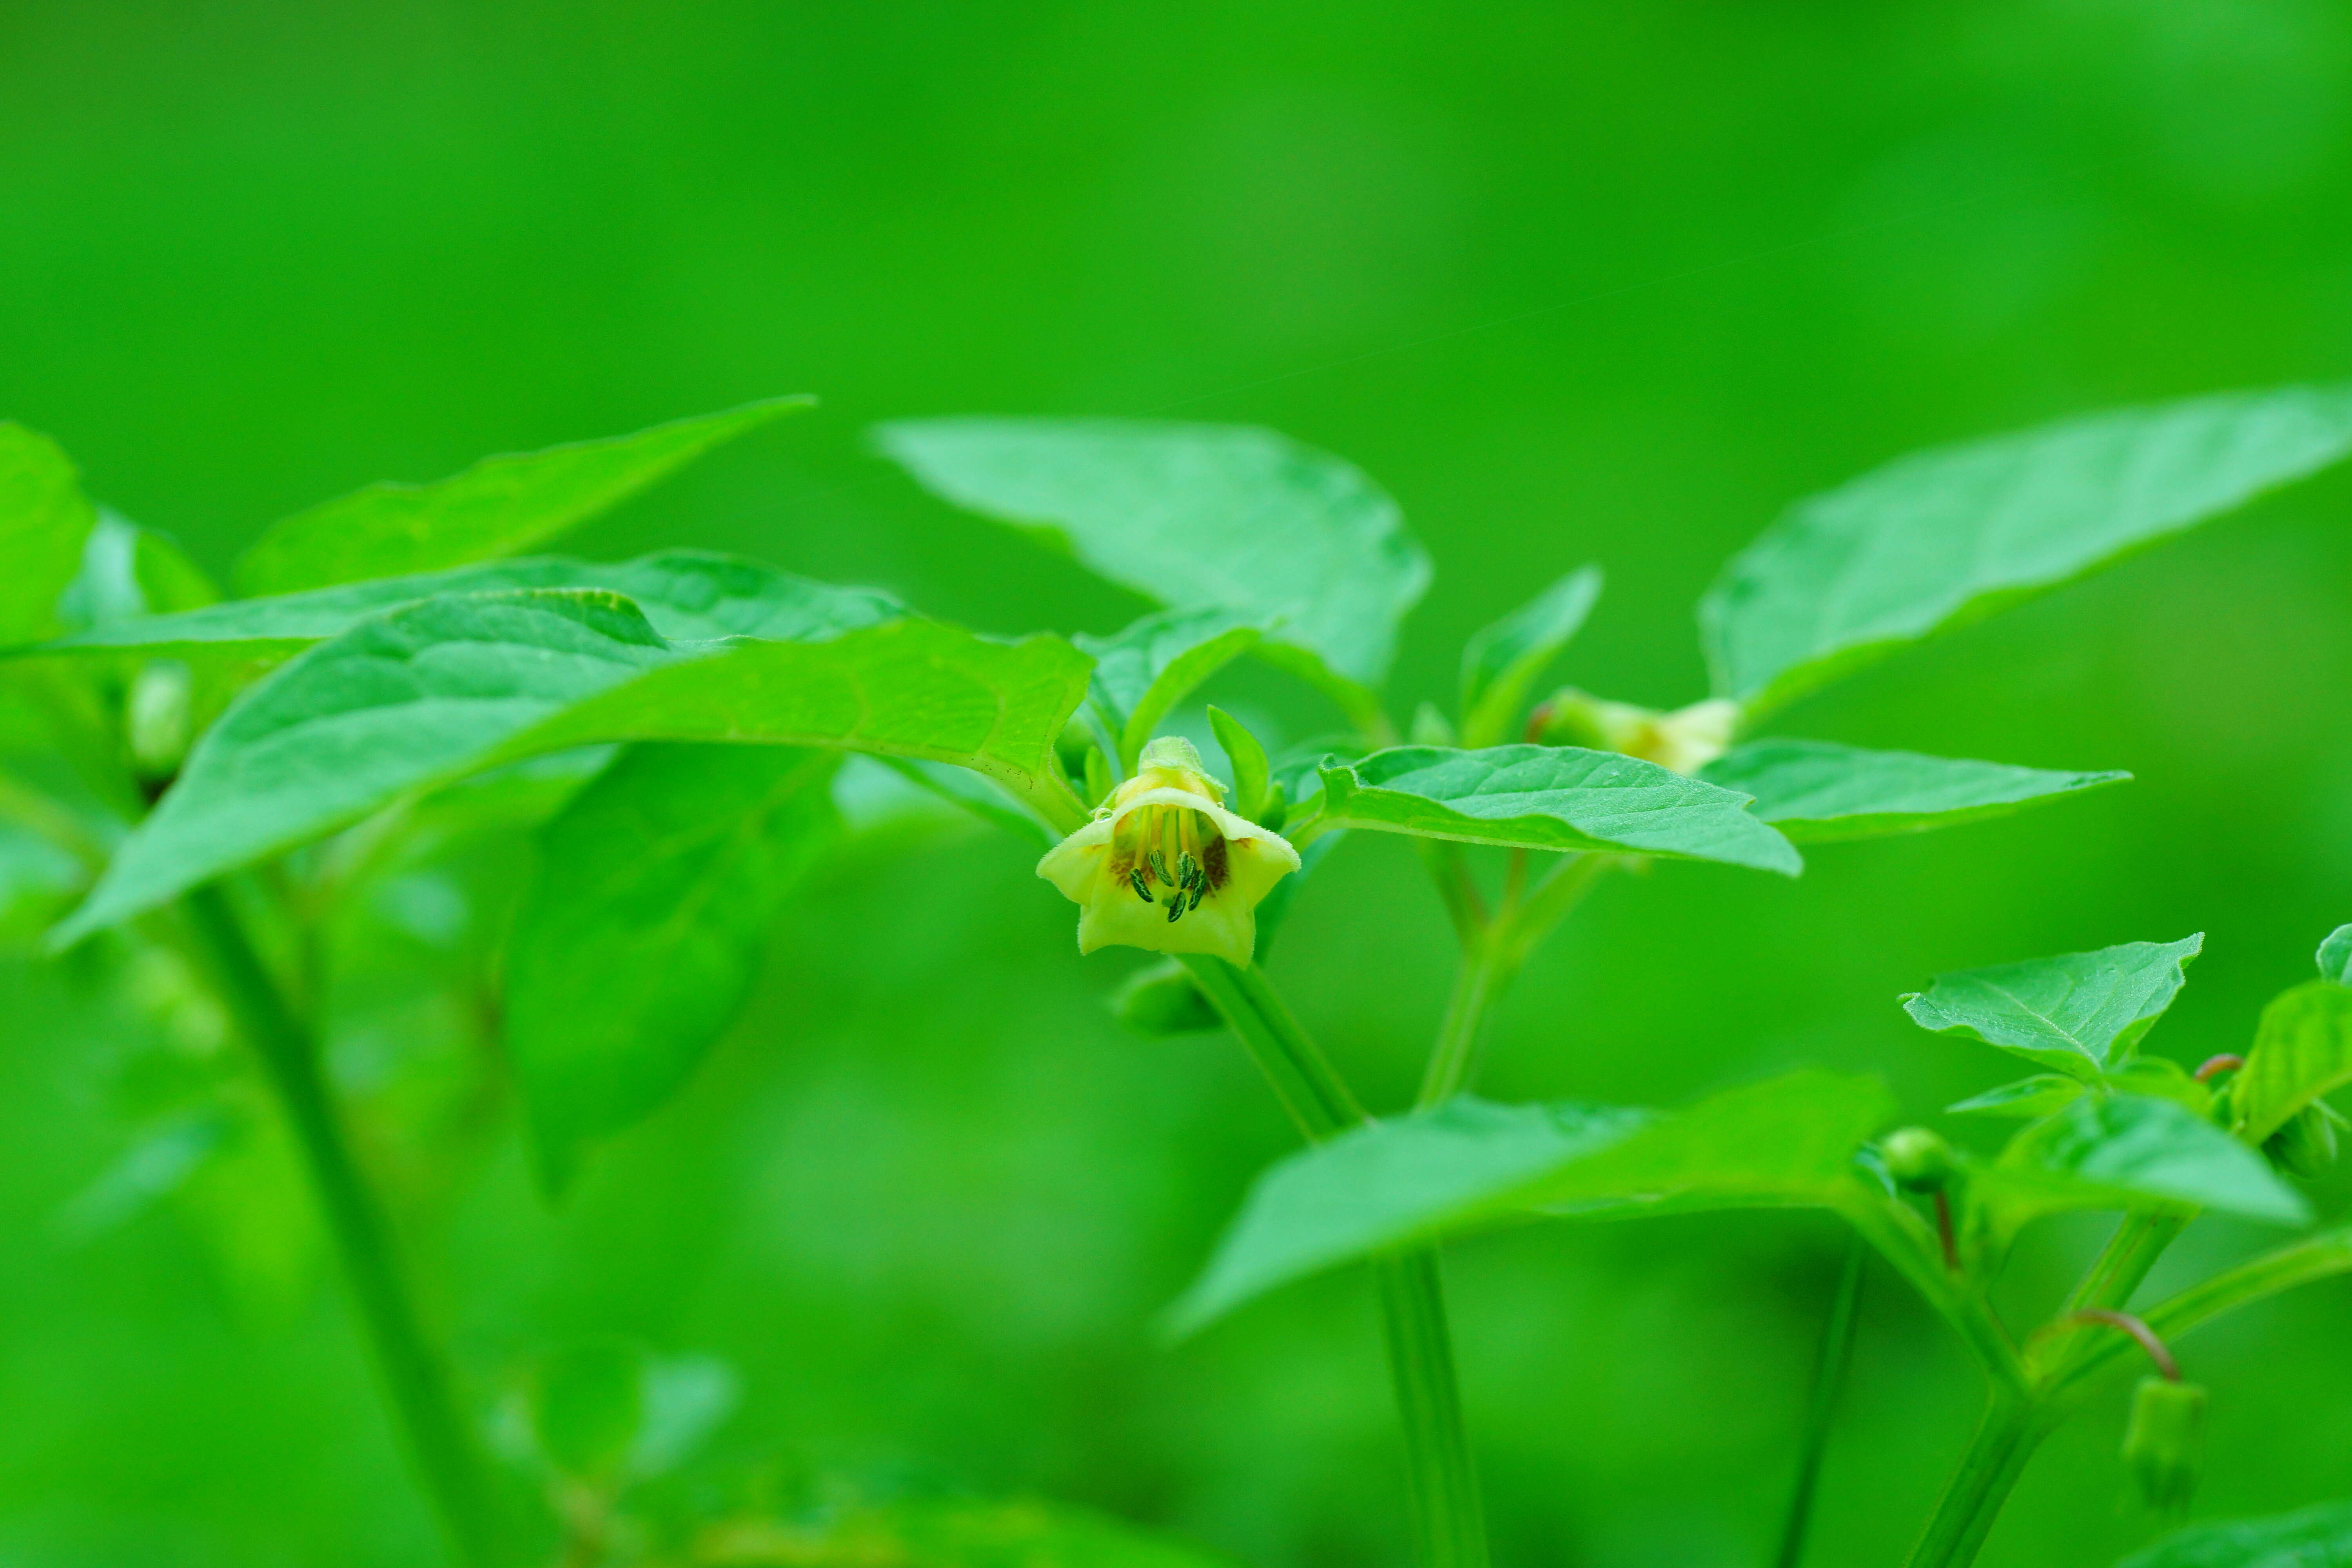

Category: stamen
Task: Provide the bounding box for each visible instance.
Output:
[1187,883,1205,913]
[1127,868,1154,904]
[1148,848,1173,887]
[1165,894,1184,924]
[1178,851,1201,889]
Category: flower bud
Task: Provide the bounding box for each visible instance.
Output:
[1882,1127,1956,1194]
[1535,690,1738,775]
[127,659,194,781]
[2122,1376,2207,1515]
[1112,959,1223,1036]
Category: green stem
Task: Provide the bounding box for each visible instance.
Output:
[179,885,501,1566]
[1180,956,1487,1568]
[1374,1249,1490,1568]
[1417,941,1503,1109]
[1774,1236,1865,1568]
[1902,1397,2046,1568]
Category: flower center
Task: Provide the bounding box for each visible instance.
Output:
[1111,805,1231,924]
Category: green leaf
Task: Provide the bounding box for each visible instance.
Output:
[1699,739,2127,843]
[1458,565,1602,749]
[1310,744,1802,875]
[2233,979,2352,1144]
[1702,384,2352,713]
[744,1497,1245,1568]
[53,592,1089,943]
[43,548,896,660]
[875,417,1429,691]
[1073,608,1261,771]
[2118,1500,2352,1568]
[235,397,813,595]
[508,744,838,1194]
[1946,1075,2087,1120]
[1985,1094,2308,1229]
[2317,924,2352,985]
[0,424,100,646]
[1207,706,1270,822]
[1168,1069,1891,1335]
[58,513,221,632]
[1901,935,2204,1082]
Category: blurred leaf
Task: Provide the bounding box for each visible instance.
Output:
[1074,608,1261,771]
[1901,936,2204,1082]
[2233,979,2352,1144]
[629,1354,738,1478]
[1206,706,1270,822]
[54,1109,227,1241]
[1702,384,2352,713]
[1699,739,2127,842]
[532,1339,646,1482]
[2317,924,2352,985]
[57,512,221,632]
[39,548,899,659]
[508,744,838,1193]
[1169,1070,1891,1335]
[1112,959,1224,1036]
[1979,1094,2308,1230]
[876,417,1428,692]
[1310,744,1802,875]
[2119,1500,2352,1567]
[235,397,813,595]
[1945,1075,2087,1120]
[57,592,1088,941]
[1458,565,1602,748]
[703,1497,1245,1567]
[0,423,99,646]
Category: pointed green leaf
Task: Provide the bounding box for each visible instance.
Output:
[2317,924,2352,985]
[52,591,1089,944]
[1169,1070,1890,1334]
[1703,384,2352,713]
[509,744,839,1194]
[1699,739,2127,842]
[1946,1075,2087,1119]
[1074,607,1261,770]
[236,397,813,595]
[58,513,221,632]
[1310,744,1802,875]
[1207,706,1270,823]
[1458,565,1602,748]
[875,417,1429,691]
[1902,936,2204,1081]
[36,549,899,660]
[2233,979,2352,1145]
[0,424,100,645]
[1985,1094,2308,1227]
[2119,1501,2352,1568]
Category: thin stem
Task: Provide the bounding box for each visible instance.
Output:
[1417,941,1503,1109]
[1902,1397,2046,1568]
[1774,1236,1865,1568]
[179,884,501,1566]
[1375,1250,1490,1568]
[2055,1310,2178,1382]
[1181,957,1486,1568]
[1491,853,1609,972]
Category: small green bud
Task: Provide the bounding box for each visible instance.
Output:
[1112,959,1223,1036]
[1882,1127,1956,1193]
[2122,1376,2207,1515]
[2263,1102,2341,1180]
[1409,702,1455,747]
[127,659,194,781]
[1056,715,1097,779]
[1257,779,1288,834]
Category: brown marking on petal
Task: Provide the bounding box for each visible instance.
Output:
[1202,833,1229,893]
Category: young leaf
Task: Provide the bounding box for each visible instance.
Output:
[1169,1070,1891,1335]
[874,417,1430,692]
[1987,1094,2309,1227]
[2232,979,2352,1145]
[1458,565,1602,748]
[45,549,897,660]
[2118,1499,2352,1568]
[1310,744,1802,875]
[1699,739,2127,843]
[1702,384,2352,714]
[1901,935,2204,1082]
[507,744,838,1194]
[1074,607,1261,770]
[0,424,99,645]
[2317,924,2352,985]
[1207,706,1270,823]
[1945,1075,2086,1120]
[236,397,813,595]
[53,593,1089,942]
[58,513,221,632]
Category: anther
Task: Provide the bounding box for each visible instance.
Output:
[1187,884,1205,913]
[1178,851,1200,888]
[1165,895,1184,924]
[1128,869,1154,904]
[1148,849,1174,886]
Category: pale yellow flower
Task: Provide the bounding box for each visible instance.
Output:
[1036,737,1301,967]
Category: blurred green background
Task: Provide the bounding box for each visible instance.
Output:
[5,2,2352,1564]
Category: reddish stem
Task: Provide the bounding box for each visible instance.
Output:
[2065,1308,2180,1381]
[1934,1191,1959,1273]
[2194,1053,2245,1083]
